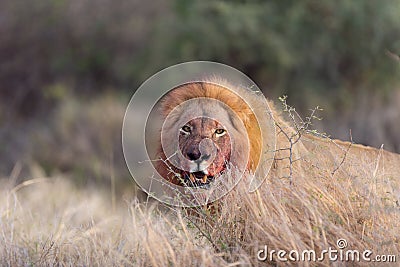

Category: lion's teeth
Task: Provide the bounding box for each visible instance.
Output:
[189,173,195,183]
[201,175,207,184]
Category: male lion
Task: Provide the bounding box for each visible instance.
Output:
[155,81,264,187]
[155,81,400,196]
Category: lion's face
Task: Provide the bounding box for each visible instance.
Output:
[160,95,248,188]
[178,117,231,187]
[157,82,258,189]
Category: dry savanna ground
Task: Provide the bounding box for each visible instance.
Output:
[1,132,400,267]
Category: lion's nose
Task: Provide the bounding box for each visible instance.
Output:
[186,138,215,162]
[187,150,211,161]
[187,150,200,161]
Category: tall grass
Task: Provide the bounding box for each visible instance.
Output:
[1,136,399,267]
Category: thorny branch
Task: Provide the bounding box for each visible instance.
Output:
[274,95,326,183]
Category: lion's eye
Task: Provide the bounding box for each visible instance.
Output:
[180,125,191,134]
[215,128,226,136]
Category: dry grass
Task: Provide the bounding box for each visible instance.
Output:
[1,137,400,267]
[0,176,229,266]
[1,96,399,265]
[1,94,400,265]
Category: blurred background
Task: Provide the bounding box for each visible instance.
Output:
[1,0,399,193]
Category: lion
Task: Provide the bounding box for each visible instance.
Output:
[154,81,263,187]
[154,80,400,196]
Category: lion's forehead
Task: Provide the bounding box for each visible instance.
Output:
[174,102,231,127]
[190,117,218,132]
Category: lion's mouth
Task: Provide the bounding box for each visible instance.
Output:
[182,171,217,189]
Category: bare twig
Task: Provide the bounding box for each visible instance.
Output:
[331,129,354,176]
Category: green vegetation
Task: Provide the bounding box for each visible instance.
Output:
[1,0,399,112]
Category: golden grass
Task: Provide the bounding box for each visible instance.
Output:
[1,143,399,267]
[0,177,227,266]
